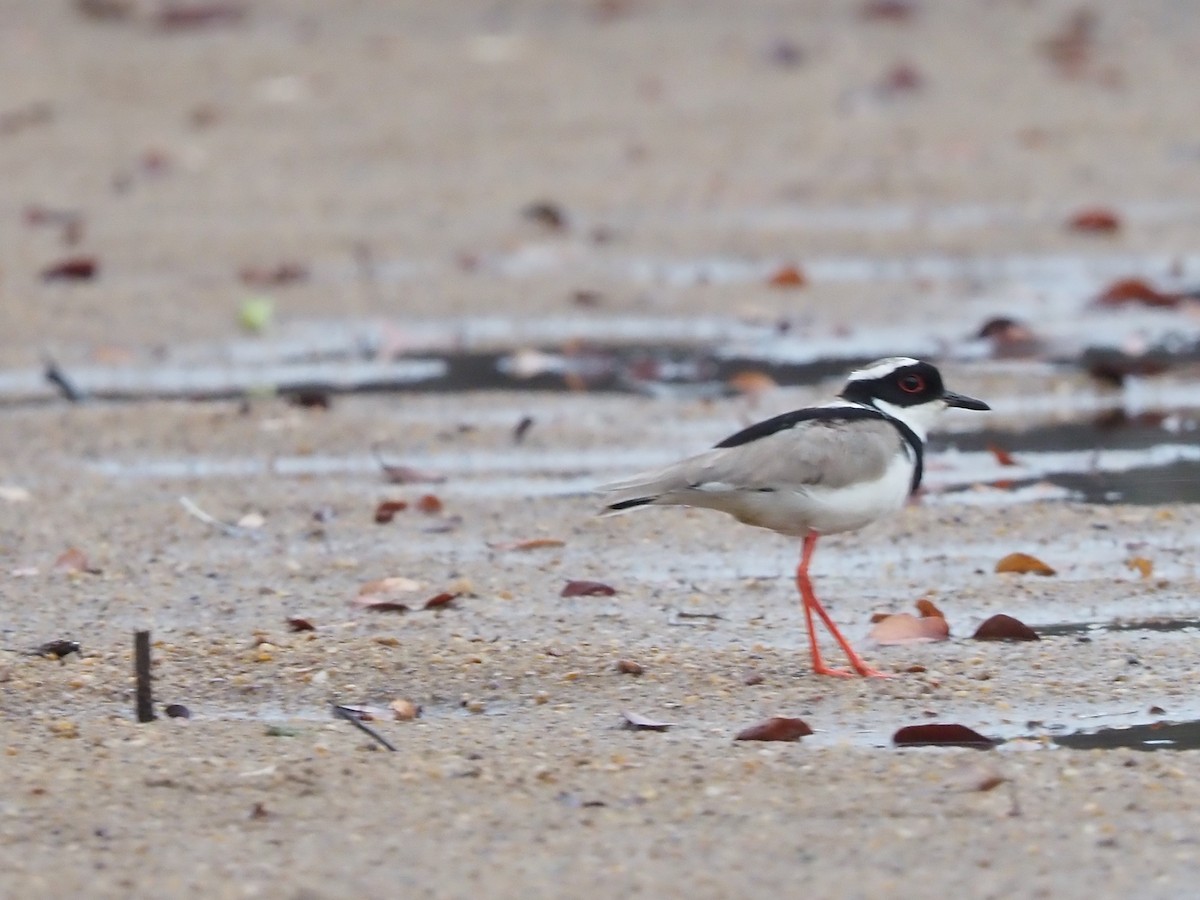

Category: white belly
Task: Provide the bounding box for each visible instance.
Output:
[700,453,914,537]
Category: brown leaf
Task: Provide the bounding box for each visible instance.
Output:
[562,580,617,597]
[622,711,673,731]
[522,201,568,231]
[389,699,422,721]
[615,659,644,676]
[915,598,945,619]
[286,617,316,632]
[53,547,95,575]
[869,613,949,645]
[767,264,807,288]
[734,716,813,742]
[987,444,1019,466]
[238,262,308,287]
[995,552,1056,576]
[489,538,566,552]
[422,592,458,610]
[155,2,247,30]
[373,500,408,524]
[1095,277,1180,308]
[41,256,97,282]
[1126,556,1153,579]
[1067,208,1121,234]
[416,494,443,514]
[353,576,421,610]
[893,723,996,749]
[973,774,1007,792]
[727,370,779,395]
[972,613,1040,641]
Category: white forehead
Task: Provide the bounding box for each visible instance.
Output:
[847,357,920,382]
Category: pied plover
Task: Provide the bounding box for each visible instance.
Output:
[597,357,990,677]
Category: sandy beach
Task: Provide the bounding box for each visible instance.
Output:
[5,2,1200,898]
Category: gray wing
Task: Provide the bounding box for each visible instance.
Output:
[597,417,904,507]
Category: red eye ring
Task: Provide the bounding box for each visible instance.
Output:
[899,374,925,393]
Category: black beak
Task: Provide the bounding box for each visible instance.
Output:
[943,390,990,411]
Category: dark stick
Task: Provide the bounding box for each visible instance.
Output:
[331,704,396,752]
[135,630,155,723]
[43,357,85,402]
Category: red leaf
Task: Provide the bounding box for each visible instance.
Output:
[734,716,813,742]
[987,444,1019,466]
[562,580,617,597]
[767,264,807,288]
[416,494,443,514]
[893,723,996,748]
[972,613,1040,641]
[41,256,97,282]
[286,617,316,632]
[373,500,408,524]
[622,711,673,731]
[615,659,644,675]
[1067,208,1121,233]
[1095,277,1180,308]
[422,592,458,610]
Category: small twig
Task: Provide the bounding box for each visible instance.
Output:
[135,630,155,723]
[332,704,397,752]
[43,357,85,402]
[179,496,255,538]
[667,609,725,626]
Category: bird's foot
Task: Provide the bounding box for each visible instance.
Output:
[852,664,894,679]
[811,662,857,678]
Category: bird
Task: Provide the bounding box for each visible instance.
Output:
[596,357,989,677]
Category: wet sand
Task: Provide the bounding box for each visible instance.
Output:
[4,2,1200,898]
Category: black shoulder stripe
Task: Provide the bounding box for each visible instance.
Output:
[713,406,925,494]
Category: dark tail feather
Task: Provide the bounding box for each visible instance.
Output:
[606,496,655,512]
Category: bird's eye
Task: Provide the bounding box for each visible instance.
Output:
[898,374,925,393]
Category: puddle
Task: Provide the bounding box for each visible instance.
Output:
[1035,618,1200,637]
[1052,720,1200,751]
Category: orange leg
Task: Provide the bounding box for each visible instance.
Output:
[796,533,891,678]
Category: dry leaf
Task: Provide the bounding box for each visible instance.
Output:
[1095,277,1180,309]
[734,717,813,742]
[354,576,422,610]
[995,552,1056,576]
[416,494,443,515]
[1126,557,1153,579]
[422,592,458,610]
[972,614,1039,641]
[728,371,779,395]
[869,613,949,645]
[53,547,96,575]
[987,444,1019,466]
[1067,208,1121,234]
[373,500,408,524]
[915,598,945,619]
[893,723,996,749]
[286,617,316,632]
[767,264,807,288]
[615,659,644,676]
[41,256,97,282]
[622,711,673,731]
[562,580,617,597]
[389,699,422,721]
[489,538,566,552]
